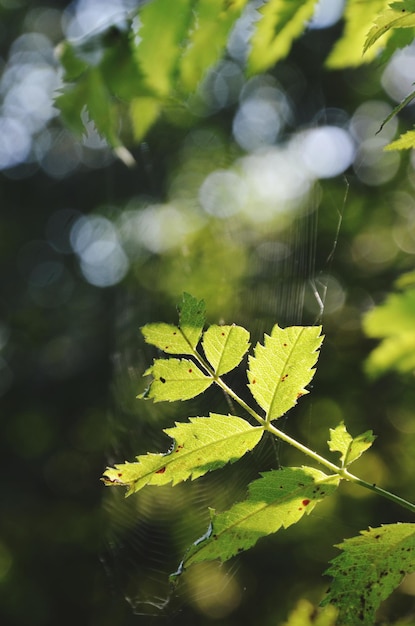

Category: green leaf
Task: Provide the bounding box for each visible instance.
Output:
[328,422,376,468]
[141,323,196,355]
[141,358,213,401]
[56,41,89,82]
[283,600,338,626]
[129,96,162,141]
[248,0,318,75]
[132,0,194,97]
[375,24,415,65]
[202,324,250,375]
[176,467,339,570]
[384,128,415,151]
[247,325,323,421]
[56,67,120,147]
[178,293,206,349]
[322,523,415,626]
[326,0,390,69]
[102,413,263,495]
[363,288,415,377]
[179,0,248,92]
[364,1,415,54]
[141,293,205,354]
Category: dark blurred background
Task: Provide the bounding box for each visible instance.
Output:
[2,1,415,625]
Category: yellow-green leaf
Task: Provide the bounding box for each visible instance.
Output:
[328,422,375,468]
[384,128,415,151]
[141,293,205,354]
[363,288,415,377]
[132,0,194,97]
[202,324,250,375]
[177,467,339,569]
[247,325,323,421]
[141,358,213,401]
[102,413,263,495]
[179,0,248,92]
[130,96,161,141]
[364,1,415,54]
[248,0,318,75]
[326,0,390,68]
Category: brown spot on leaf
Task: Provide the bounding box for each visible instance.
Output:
[156,466,166,474]
[160,376,166,383]
[302,499,311,506]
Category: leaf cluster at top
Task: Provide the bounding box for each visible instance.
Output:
[55,0,415,152]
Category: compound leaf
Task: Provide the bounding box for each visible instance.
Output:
[322,523,415,626]
[328,422,376,468]
[102,413,263,495]
[202,324,250,375]
[141,358,213,401]
[248,0,317,75]
[247,325,323,421]
[177,467,339,569]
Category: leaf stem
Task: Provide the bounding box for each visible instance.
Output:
[194,347,415,515]
[266,421,341,473]
[342,470,415,514]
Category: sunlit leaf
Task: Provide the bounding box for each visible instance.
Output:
[202,324,250,375]
[247,325,323,421]
[375,24,415,65]
[283,599,338,626]
[384,128,415,150]
[141,293,205,354]
[102,413,263,495]
[248,0,318,75]
[178,293,206,349]
[326,0,390,68]
[322,523,415,626]
[132,0,194,97]
[328,422,375,468]
[363,288,415,377]
[179,0,248,92]
[141,323,195,355]
[141,358,213,401]
[177,467,339,568]
[130,96,161,141]
[364,1,415,54]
